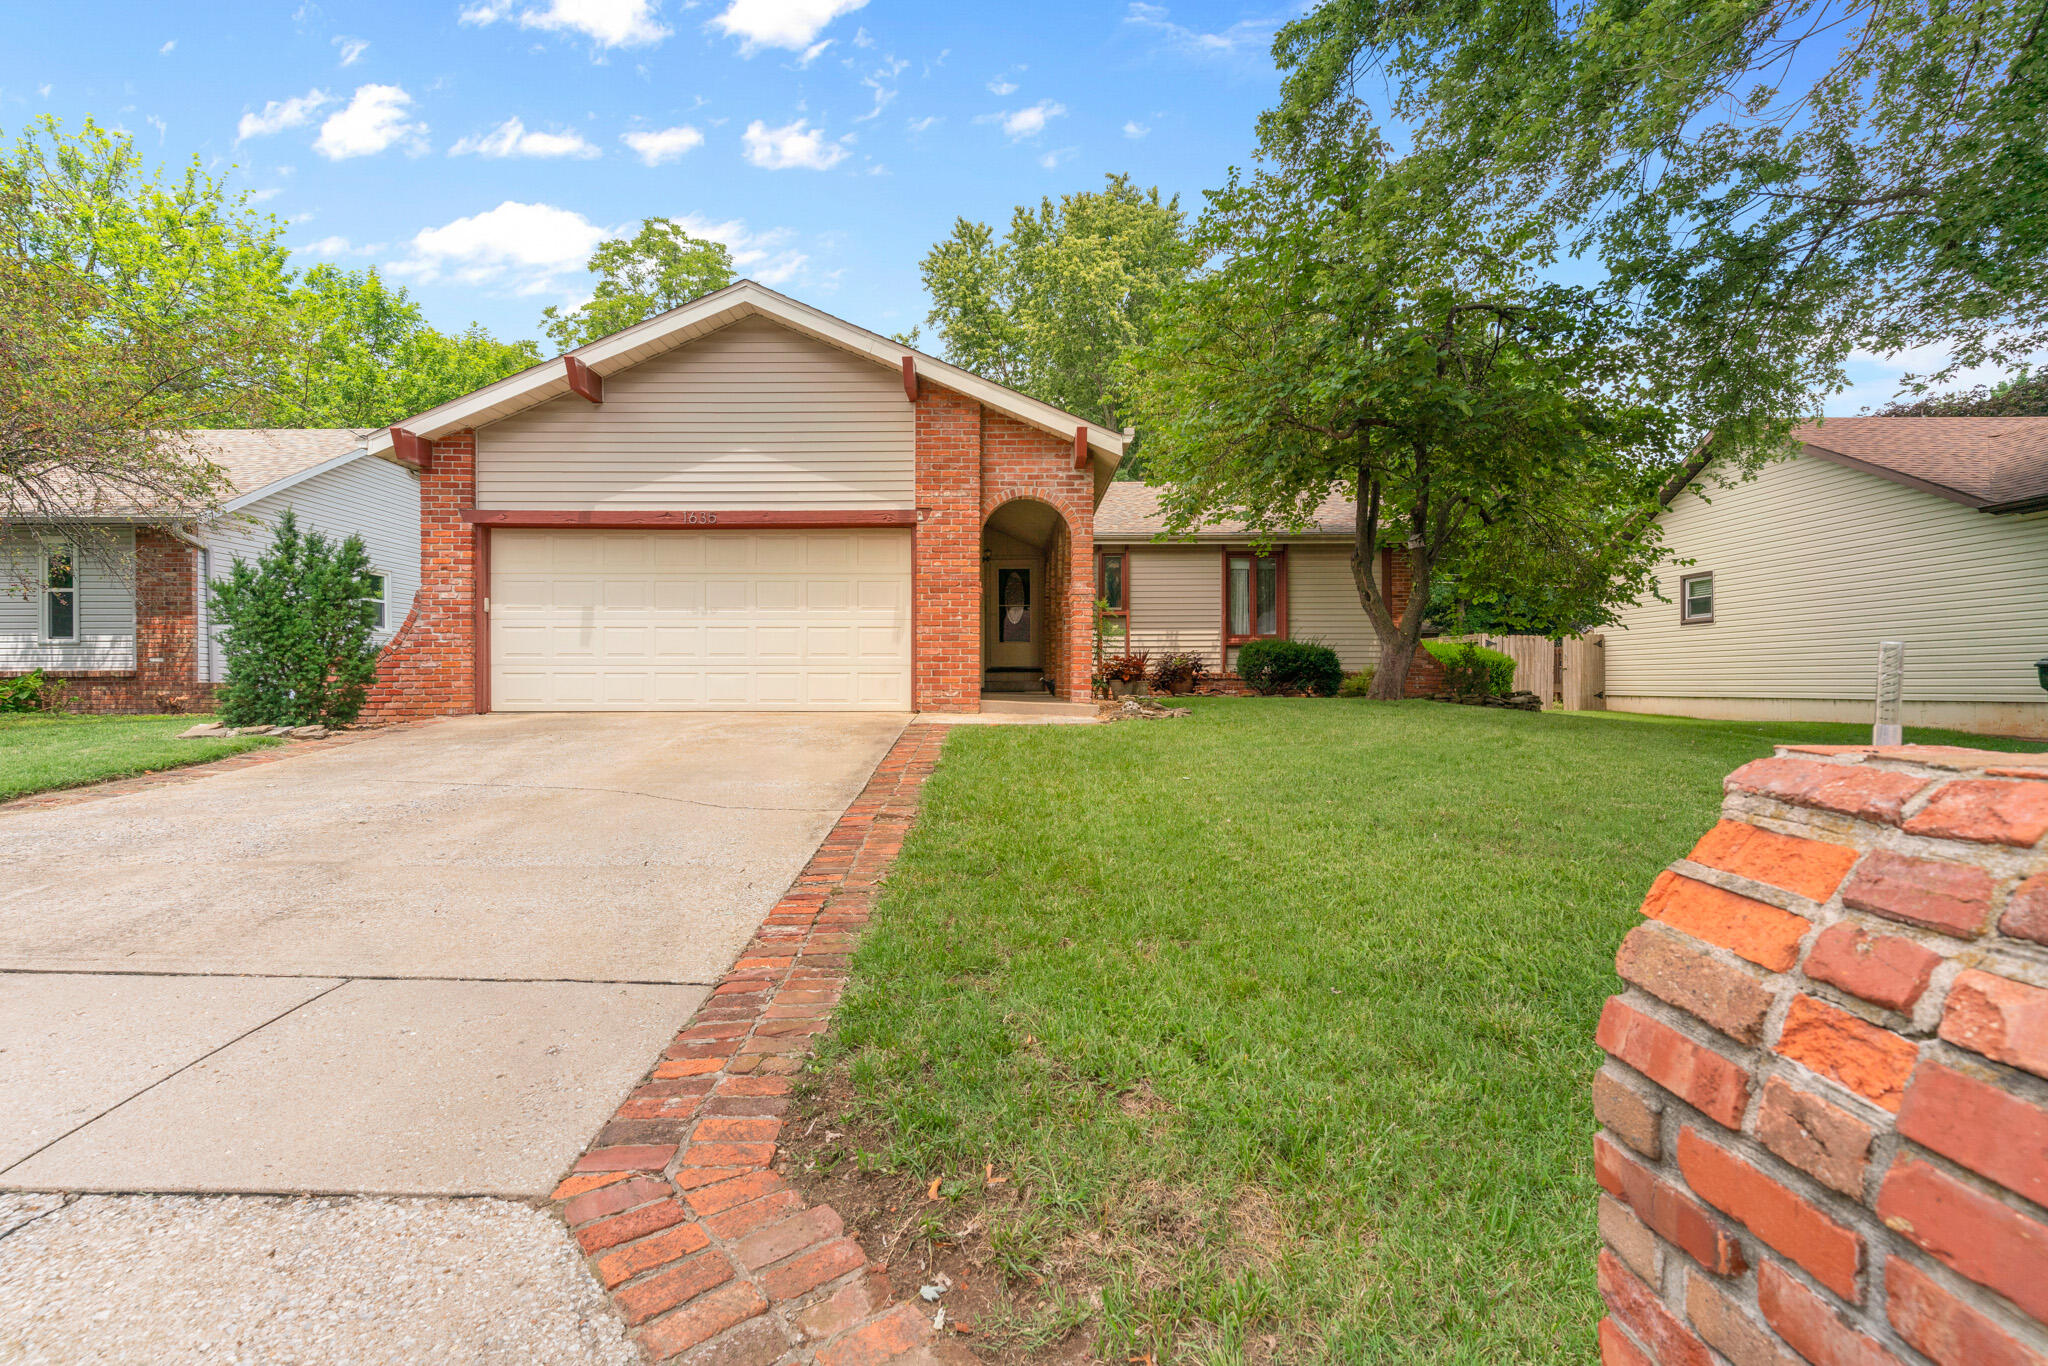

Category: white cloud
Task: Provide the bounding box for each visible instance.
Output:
[797,38,833,66]
[712,0,868,54]
[1123,120,1150,139]
[305,235,355,256]
[1122,2,1276,60]
[461,0,669,49]
[851,25,873,47]
[986,78,1017,96]
[314,84,427,159]
[237,89,331,142]
[1038,147,1075,170]
[854,55,907,122]
[741,117,850,170]
[390,200,611,293]
[146,115,168,143]
[159,39,176,55]
[980,100,1065,140]
[37,83,52,97]
[451,116,600,158]
[673,213,807,285]
[247,187,282,202]
[906,115,940,134]
[334,36,369,65]
[621,125,705,165]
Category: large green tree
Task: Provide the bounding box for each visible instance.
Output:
[918,174,1194,458]
[1876,369,2048,416]
[270,265,542,428]
[1268,0,2048,454]
[1124,123,1676,696]
[541,218,736,350]
[1,117,276,581]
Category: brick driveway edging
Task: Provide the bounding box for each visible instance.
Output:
[550,724,967,1366]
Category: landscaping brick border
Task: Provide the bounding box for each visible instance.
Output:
[551,723,964,1366]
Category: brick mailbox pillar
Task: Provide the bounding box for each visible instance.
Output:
[1594,743,2048,1366]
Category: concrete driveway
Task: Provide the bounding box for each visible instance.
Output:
[0,712,905,1197]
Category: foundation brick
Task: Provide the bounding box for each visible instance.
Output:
[1775,994,1920,1112]
[1687,1269,1802,1366]
[1641,871,1812,972]
[1597,1250,1714,1366]
[1687,819,1861,901]
[1618,921,1776,1042]
[1755,1075,1876,1198]
[2002,874,2048,946]
[1597,998,1751,1128]
[1677,1126,1863,1301]
[1939,970,2048,1080]
[1897,1061,2048,1207]
[1598,1193,1664,1284]
[1885,1255,2048,1366]
[1726,758,1929,825]
[1904,780,2048,848]
[1594,1067,1664,1160]
[1841,852,1997,938]
[1876,1160,2048,1323]
[1595,1133,1744,1275]
[1599,1318,1656,1366]
[1802,923,1942,1012]
[1755,1260,1903,1366]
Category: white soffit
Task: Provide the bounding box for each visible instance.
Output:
[364,281,1125,469]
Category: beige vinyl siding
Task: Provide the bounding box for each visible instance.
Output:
[476,315,913,511]
[1122,545,1222,670]
[1606,451,2048,704]
[0,529,138,671]
[1285,543,1381,672]
[202,455,421,682]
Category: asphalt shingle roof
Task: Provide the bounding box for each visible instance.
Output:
[1794,416,2048,512]
[1094,482,1358,540]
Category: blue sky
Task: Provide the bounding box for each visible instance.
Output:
[3,2,1288,343]
[1,1,1988,415]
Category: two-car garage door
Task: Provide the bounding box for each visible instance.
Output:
[489,528,911,711]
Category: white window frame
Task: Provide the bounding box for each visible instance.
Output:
[1680,571,1714,625]
[40,539,78,644]
[363,572,386,631]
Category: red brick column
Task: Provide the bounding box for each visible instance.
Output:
[362,432,480,721]
[1594,743,2048,1365]
[979,412,1095,706]
[911,388,982,712]
[1380,549,1448,696]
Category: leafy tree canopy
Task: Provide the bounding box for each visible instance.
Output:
[918,174,1195,467]
[1875,368,2048,416]
[1123,120,1677,696]
[1267,0,2048,461]
[269,265,542,429]
[541,218,736,350]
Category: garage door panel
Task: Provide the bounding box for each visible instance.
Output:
[491,528,911,712]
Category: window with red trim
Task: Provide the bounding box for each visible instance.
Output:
[1224,550,1286,643]
[1096,551,1127,613]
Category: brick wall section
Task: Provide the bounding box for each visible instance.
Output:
[915,388,1096,709]
[1594,742,2048,1366]
[1380,550,1448,697]
[361,432,478,721]
[34,529,216,714]
[551,725,970,1366]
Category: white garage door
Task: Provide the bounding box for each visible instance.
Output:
[490,528,912,711]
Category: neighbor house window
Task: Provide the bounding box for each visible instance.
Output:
[1095,551,1127,641]
[42,542,76,643]
[363,574,386,630]
[1680,572,1714,624]
[1224,550,1286,643]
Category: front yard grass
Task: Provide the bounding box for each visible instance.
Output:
[806,701,2045,1364]
[0,713,277,802]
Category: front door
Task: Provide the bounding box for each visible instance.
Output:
[983,557,1041,689]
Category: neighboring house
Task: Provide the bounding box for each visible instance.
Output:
[1605,416,2048,737]
[1092,483,1436,688]
[1,430,420,713]
[354,280,1128,718]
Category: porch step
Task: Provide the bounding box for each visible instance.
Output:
[978,694,1098,717]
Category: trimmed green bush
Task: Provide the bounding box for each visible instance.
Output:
[1337,668,1377,698]
[1235,639,1343,696]
[0,669,67,713]
[1423,640,1518,696]
[209,509,382,727]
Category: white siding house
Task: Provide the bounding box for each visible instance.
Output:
[201,448,421,681]
[0,528,140,673]
[1605,418,2048,737]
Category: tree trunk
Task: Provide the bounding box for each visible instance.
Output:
[1371,631,1419,700]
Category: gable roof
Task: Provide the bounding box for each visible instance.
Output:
[1094,481,1358,540]
[362,280,1126,472]
[1792,417,2048,513]
[188,429,371,501]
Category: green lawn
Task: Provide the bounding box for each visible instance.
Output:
[813,702,2045,1364]
[0,713,279,802]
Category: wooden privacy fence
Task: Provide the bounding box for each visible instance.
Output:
[1461,633,1605,710]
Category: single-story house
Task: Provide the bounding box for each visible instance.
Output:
[1,430,419,712]
[346,280,1434,720]
[1604,416,2048,737]
[1092,483,1438,688]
